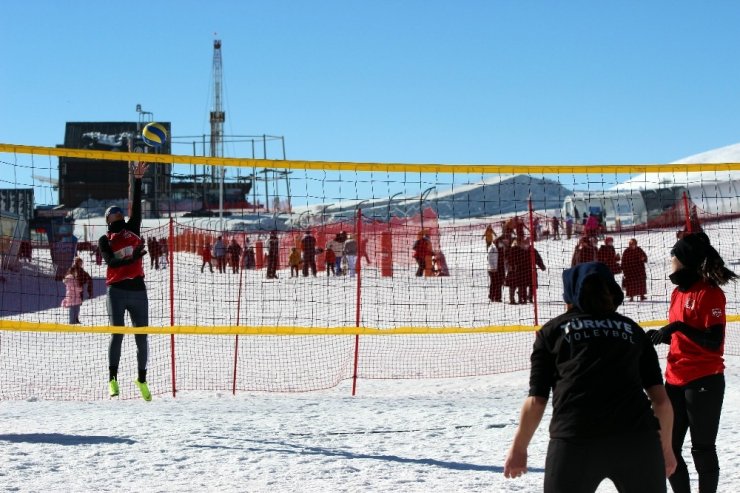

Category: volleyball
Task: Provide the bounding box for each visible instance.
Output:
[141,122,168,148]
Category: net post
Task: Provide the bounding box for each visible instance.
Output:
[352,209,363,396]
[169,217,177,397]
[233,238,246,396]
[528,196,539,326]
[682,191,692,233]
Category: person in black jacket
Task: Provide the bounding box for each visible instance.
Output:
[504,262,676,492]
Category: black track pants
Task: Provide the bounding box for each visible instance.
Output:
[666,373,725,493]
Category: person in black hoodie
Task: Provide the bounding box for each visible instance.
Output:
[504,262,676,492]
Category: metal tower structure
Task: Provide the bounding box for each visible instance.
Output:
[210,38,226,221]
[210,39,225,164]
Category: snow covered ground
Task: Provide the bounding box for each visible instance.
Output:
[2,218,740,491]
[1,361,740,492]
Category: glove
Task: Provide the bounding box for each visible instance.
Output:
[646,326,676,345]
[133,244,147,259]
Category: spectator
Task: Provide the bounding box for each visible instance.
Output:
[622,238,648,302]
[200,242,213,273]
[523,239,546,303]
[584,214,600,239]
[487,242,501,302]
[266,231,279,279]
[289,247,302,277]
[504,262,676,490]
[550,215,560,240]
[325,236,342,276]
[213,236,227,273]
[647,232,737,493]
[503,218,516,242]
[343,233,358,277]
[565,213,574,240]
[515,217,526,243]
[149,236,160,270]
[571,236,597,266]
[288,247,303,277]
[533,217,542,242]
[484,225,495,249]
[325,244,336,276]
[434,250,449,276]
[360,237,371,265]
[597,237,621,275]
[506,240,528,304]
[61,256,93,324]
[227,238,242,274]
[412,233,433,277]
[301,230,317,277]
[158,237,168,269]
[333,233,346,275]
[244,244,256,270]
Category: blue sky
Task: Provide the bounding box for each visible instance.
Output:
[2,1,740,206]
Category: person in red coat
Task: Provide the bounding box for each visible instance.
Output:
[227,238,242,274]
[621,238,648,301]
[506,240,528,304]
[523,240,546,303]
[266,231,280,279]
[412,233,433,277]
[571,236,597,266]
[597,237,621,275]
[200,242,213,273]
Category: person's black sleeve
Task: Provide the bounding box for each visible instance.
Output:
[99,235,145,268]
[536,251,546,270]
[528,330,554,398]
[670,321,724,350]
[127,178,143,234]
[638,331,664,389]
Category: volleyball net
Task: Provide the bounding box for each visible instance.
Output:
[1,143,740,399]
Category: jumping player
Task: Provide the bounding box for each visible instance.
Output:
[98,161,151,401]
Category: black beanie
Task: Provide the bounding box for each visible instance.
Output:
[671,232,717,270]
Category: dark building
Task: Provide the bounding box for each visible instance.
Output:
[58,122,172,214]
[0,189,34,221]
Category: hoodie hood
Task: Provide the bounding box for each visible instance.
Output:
[562,261,624,311]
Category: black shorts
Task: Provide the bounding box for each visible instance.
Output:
[545,432,666,493]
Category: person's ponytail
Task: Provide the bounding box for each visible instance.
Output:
[702,255,738,286]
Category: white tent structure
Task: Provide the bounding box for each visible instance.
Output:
[561,142,740,229]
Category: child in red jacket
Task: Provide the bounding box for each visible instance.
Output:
[325,247,337,276]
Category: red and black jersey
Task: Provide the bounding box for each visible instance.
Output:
[666,280,725,386]
[104,229,145,286]
[98,178,146,290]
